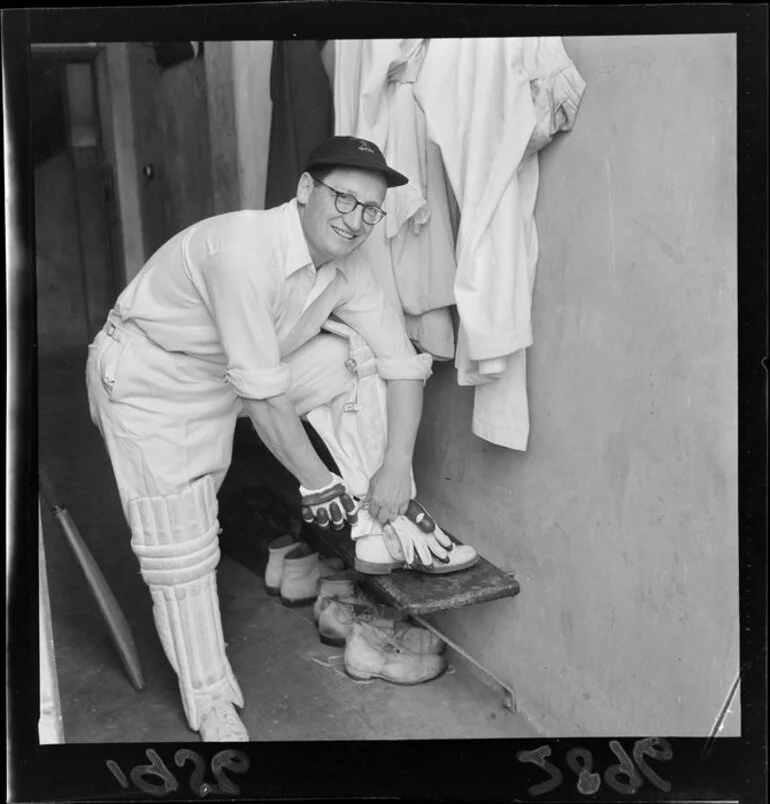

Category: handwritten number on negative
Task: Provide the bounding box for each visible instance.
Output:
[517,738,672,797]
[517,745,564,796]
[175,748,251,798]
[605,740,644,795]
[106,759,130,789]
[108,749,250,798]
[211,750,250,795]
[566,747,602,795]
[633,737,673,792]
[130,749,180,797]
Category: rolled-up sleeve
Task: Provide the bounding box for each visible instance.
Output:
[193,248,292,399]
[335,261,433,383]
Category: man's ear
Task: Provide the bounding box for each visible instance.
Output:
[297,172,314,204]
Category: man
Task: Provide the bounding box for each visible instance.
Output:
[86,136,455,742]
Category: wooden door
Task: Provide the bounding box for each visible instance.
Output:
[125,43,215,259]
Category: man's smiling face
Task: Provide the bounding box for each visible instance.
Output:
[297,167,387,266]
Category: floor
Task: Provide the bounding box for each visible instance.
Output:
[39,348,536,743]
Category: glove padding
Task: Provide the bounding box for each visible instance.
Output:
[405,499,436,533]
[383,513,454,568]
[300,473,358,531]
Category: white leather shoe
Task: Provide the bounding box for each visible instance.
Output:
[344,622,446,685]
[280,543,321,607]
[352,512,479,576]
[198,701,249,742]
[264,535,300,596]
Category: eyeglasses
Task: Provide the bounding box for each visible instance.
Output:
[312,176,387,226]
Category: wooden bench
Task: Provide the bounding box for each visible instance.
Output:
[302,524,520,616]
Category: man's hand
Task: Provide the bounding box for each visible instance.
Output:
[300,473,358,531]
[365,462,412,526]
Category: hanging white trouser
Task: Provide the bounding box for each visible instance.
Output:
[129,476,244,730]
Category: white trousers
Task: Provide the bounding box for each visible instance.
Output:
[86,314,360,520]
[86,313,380,729]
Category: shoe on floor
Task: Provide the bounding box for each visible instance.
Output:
[312,570,370,623]
[318,597,443,654]
[198,700,249,742]
[344,622,446,685]
[317,596,404,647]
[280,543,321,607]
[264,534,300,596]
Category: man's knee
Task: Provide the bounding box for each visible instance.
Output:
[128,475,221,586]
[285,334,355,416]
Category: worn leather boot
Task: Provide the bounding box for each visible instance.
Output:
[280,543,321,607]
[198,700,249,742]
[312,570,370,623]
[344,622,446,685]
[318,597,443,654]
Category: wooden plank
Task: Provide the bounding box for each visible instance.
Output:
[302,525,520,617]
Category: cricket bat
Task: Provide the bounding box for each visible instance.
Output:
[39,470,145,691]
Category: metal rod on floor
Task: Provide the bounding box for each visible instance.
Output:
[412,613,517,712]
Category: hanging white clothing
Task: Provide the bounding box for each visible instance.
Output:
[414,37,585,449]
[334,39,457,360]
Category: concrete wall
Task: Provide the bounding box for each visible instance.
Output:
[414,34,739,736]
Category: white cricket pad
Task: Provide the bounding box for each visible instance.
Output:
[129,476,243,730]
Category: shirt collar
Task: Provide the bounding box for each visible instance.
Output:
[284,199,314,278]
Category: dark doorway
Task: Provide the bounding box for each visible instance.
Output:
[33,50,117,358]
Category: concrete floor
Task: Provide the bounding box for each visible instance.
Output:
[39,348,536,742]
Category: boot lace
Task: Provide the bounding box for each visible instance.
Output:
[202,700,242,735]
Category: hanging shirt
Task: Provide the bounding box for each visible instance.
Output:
[414,37,585,449]
[113,199,432,401]
[264,40,334,208]
[334,38,457,360]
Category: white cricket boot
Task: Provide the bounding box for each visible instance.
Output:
[264,534,300,596]
[352,509,479,575]
[279,543,321,607]
[199,700,249,742]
